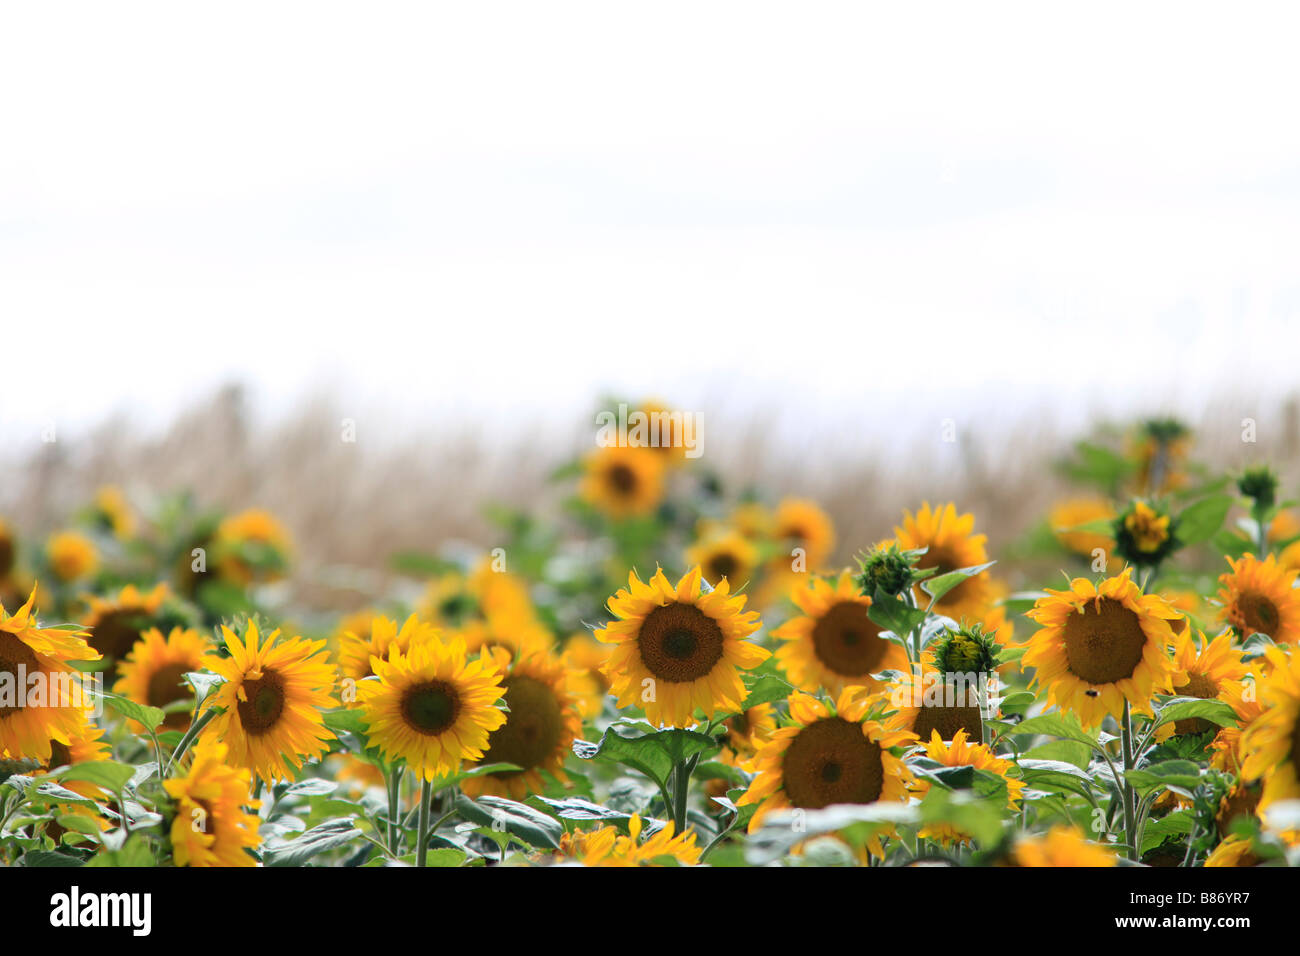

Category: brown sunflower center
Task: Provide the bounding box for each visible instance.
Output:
[811,601,888,678]
[781,716,884,809]
[146,662,194,730]
[481,675,563,776]
[707,553,738,584]
[47,740,72,769]
[400,679,461,736]
[638,603,725,683]
[1216,785,1260,838]
[1062,597,1147,685]
[607,464,639,497]
[912,703,983,743]
[1236,591,1280,638]
[1171,671,1219,734]
[0,632,41,720]
[89,610,148,671]
[237,670,286,735]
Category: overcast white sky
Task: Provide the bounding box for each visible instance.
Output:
[3,2,1299,447]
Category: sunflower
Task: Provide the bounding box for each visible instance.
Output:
[81,583,170,680]
[356,634,506,781]
[1022,569,1181,727]
[214,508,292,585]
[914,729,1025,845]
[773,571,909,696]
[1209,676,1265,773]
[579,444,666,519]
[1006,826,1117,867]
[719,702,777,764]
[738,687,916,846]
[92,485,136,540]
[595,567,768,728]
[461,647,583,799]
[1217,553,1300,645]
[635,400,692,468]
[468,560,540,624]
[327,753,386,798]
[204,620,337,786]
[891,502,993,619]
[1049,497,1116,557]
[884,651,987,743]
[46,531,98,583]
[0,587,101,763]
[1240,645,1300,810]
[163,737,262,867]
[771,498,836,569]
[337,613,439,682]
[686,529,759,591]
[1269,508,1300,544]
[34,710,112,798]
[1161,630,1251,737]
[1114,499,1178,567]
[562,632,611,718]
[416,570,476,626]
[1204,835,1266,868]
[113,626,212,732]
[559,813,701,867]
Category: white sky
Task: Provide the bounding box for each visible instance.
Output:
[3,2,1299,447]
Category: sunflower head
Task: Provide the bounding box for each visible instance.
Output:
[854,542,924,599]
[1239,645,1300,810]
[891,502,992,618]
[579,445,666,519]
[771,499,836,569]
[113,626,212,731]
[46,531,98,583]
[930,623,1001,675]
[81,583,171,680]
[559,813,701,867]
[1006,826,1117,867]
[203,619,337,785]
[1217,553,1300,645]
[1113,499,1178,566]
[163,737,262,867]
[338,613,440,682]
[92,485,136,540]
[1163,630,1251,737]
[595,567,768,728]
[686,530,759,590]
[357,633,507,781]
[214,508,292,585]
[1023,569,1181,727]
[915,728,1025,845]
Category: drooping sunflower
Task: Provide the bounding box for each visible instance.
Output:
[1022,569,1181,727]
[46,531,98,583]
[1005,826,1117,867]
[595,567,768,728]
[914,729,1025,845]
[891,502,993,619]
[204,620,337,786]
[1160,630,1251,737]
[113,626,212,731]
[774,571,908,697]
[214,508,293,586]
[461,647,583,799]
[337,613,440,682]
[579,444,666,519]
[356,634,506,780]
[1049,497,1116,558]
[771,498,836,569]
[0,587,101,763]
[163,737,262,867]
[558,813,701,867]
[738,688,916,845]
[1240,645,1300,810]
[1217,553,1300,645]
[686,529,760,590]
[81,582,170,681]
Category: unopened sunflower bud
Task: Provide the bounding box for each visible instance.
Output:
[1238,466,1278,511]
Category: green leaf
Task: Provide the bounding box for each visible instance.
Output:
[1177,494,1234,545]
[1024,739,1092,771]
[745,802,918,865]
[454,794,564,849]
[98,693,167,733]
[1125,760,1204,794]
[740,673,794,711]
[1150,698,1238,732]
[867,590,928,638]
[920,562,997,605]
[18,850,84,867]
[1007,712,1100,749]
[1016,758,1094,799]
[572,726,716,788]
[531,796,628,822]
[263,817,363,866]
[58,761,136,795]
[322,707,369,736]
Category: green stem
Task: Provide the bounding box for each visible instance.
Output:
[416,777,433,867]
[385,764,404,855]
[671,755,698,834]
[163,706,219,776]
[1120,701,1138,860]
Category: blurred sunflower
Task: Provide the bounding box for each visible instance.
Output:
[416,570,476,626]
[1217,553,1300,645]
[357,634,506,780]
[884,651,985,743]
[730,502,773,540]
[35,711,112,798]
[1049,497,1115,557]
[1269,508,1300,543]
[562,632,611,718]
[467,560,540,624]
[164,737,262,867]
[46,531,98,583]
[773,571,908,696]
[214,509,292,586]
[337,613,439,682]
[560,813,700,867]
[1240,645,1300,810]
[1204,835,1264,868]
[1161,630,1250,737]
[82,583,170,680]
[635,400,691,468]
[719,703,776,764]
[113,626,211,731]
[1114,499,1178,567]
[738,688,915,848]
[0,587,101,763]
[0,518,15,581]
[461,647,583,799]
[891,502,992,619]
[1023,569,1180,727]
[92,485,136,540]
[204,619,337,786]
[1006,826,1117,867]
[580,444,666,519]
[1209,676,1264,773]
[914,729,1025,845]
[686,529,759,590]
[771,498,836,569]
[595,567,768,728]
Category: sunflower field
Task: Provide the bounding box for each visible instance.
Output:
[1,410,1298,876]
